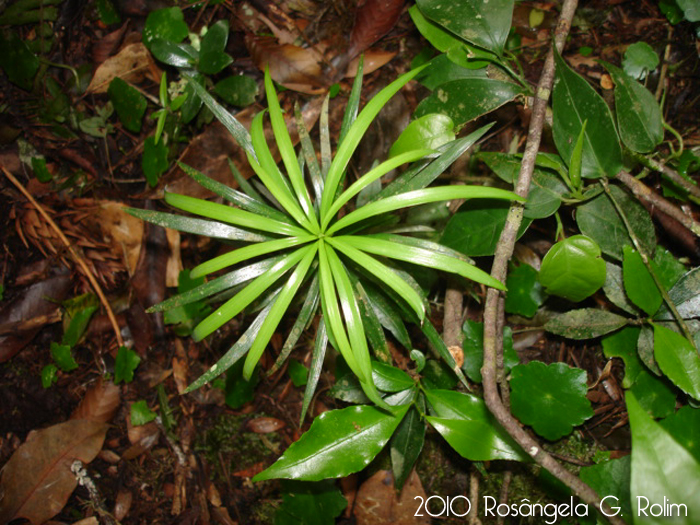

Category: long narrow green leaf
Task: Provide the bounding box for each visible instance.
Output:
[327,186,522,235]
[327,237,425,321]
[190,235,315,278]
[320,94,331,178]
[322,149,434,228]
[376,124,494,200]
[192,248,308,341]
[422,319,469,387]
[269,273,320,376]
[318,241,362,378]
[352,276,391,363]
[337,235,505,290]
[321,65,428,219]
[243,244,317,379]
[178,161,292,223]
[126,207,269,242]
[264,68,319,231]
[229,159,265,203]
[183,73,254,156]
[185,291,279,392]
[360,279,412,350]
[150,256,283,312]
[338,54,364,147]
[165,192,308,237]
[300,318,328,423]
[371,233,473,262]
[294,102,324,203]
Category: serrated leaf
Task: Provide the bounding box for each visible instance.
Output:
[254,404,409,481]
[425,389,526,461]
[603,61,663,153]
[602,327,643,388]
[538,235,606,302]
[576,185,656,261]
[544,309,628,340]
[552,49,622,179]
[114,346,141,384]
[627,392,700,524]
[655,267,700,321]
[653,323,700,400]
[510,361,593,441]
[390,406,425,490]
[623,245,662,316]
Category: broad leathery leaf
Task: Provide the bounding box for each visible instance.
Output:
[415,54,488,90]
[149,39,197,68]
[0,420,109,525]
[629,370,676,419]
[544,308,628,339]
[198,20,232,75]
[580,456,633,522]
[371,361,415,392]
[425,389,526,461]
[602,326,644,388]
[538,235,606,302]
[655,267,700,321]
[603,61,663,153]
[142,7,188,48]
[390,406,425,490]
[510,361,593,441]
[576,185,656,261]
[623,245,662,316]
[653,323,700,400]
[627,392,700,524]
[659,406,700,463]
[389,114,454,158]
[415,0,514,56]
[552,49,622,179]
[414,78,525,127]
[253,404,409,481]
[409,6,474,58]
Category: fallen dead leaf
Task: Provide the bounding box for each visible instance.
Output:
[354,469,430,525]
[86,42,160,94]
[346,49,397,77]
[348,0,405,59]
[247,417,286,434]
[114,490,133,521]
[0,420,109,525]
[70,377,121,423]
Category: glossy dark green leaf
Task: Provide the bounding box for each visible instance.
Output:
[224,359,258,409]
[142,7,188,48]
[115,346,141,385]
[389,114,454,158]
[629,370,676,419]
[622,42,659,80]
[0,31,39,90]
[371,362,414,393]
[214,75,258,107]
[544,309,628,340]
[353,279,391,363]
[462,320,518,383]
[390,406,425,490]
[415,0,514,56]
[425,389,526,461]
[180,77,203,124]
[659,406,700,463]
[149,39,197,68]
[254,404,409,481]
[415,79,524,127]
[653,323,700,400]
[414,54,487,90]
[655,267,700,321]
[409,6,468,56]
[627,392,700,524]
[510,361,593,441]
[108,78,147,133]
[274,480,347,525]
[623,245,662,316]
[576,185,656,261]
[143,136,169,187]
[130,400,156,426]
[199,20,231,74]
[504,264,544,317]
[441,200,531,257]
[602,326,643,388]
[552,50,622,179]
[580,456,632,523]
[603,61,663,153]
[198,51,233,75]
[300,319,328,423]
[51,342,78,372]
[538,235,606,302]
[604,262,641,315]
[360,281,412,350]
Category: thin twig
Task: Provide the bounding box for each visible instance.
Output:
[1,166,124,347]
[479,1,625,522]
[632,151,700,201]
[615,170,700,236]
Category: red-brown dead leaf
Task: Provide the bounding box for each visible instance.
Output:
[346,49,397,77]
[70,377,121,423]
[354,469,430,525]
[247,417,286,433]
[348,0,405,59]
[0,420,109,525]
[232,462,264,478]
[92,22,129,64]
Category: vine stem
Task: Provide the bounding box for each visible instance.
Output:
[600,178,698,353]
[479,1,625,522]
[630,151,700,202]
[1,165,125,348]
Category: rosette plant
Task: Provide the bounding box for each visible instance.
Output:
[128,62,521,411]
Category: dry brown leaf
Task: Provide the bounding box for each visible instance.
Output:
[346,49,397,77]
[70,377,121,423]
[86,43,159,94]
[72,518,99,525]
[354,469,430,525]
[247,417,286,434]
[92,23,129,65]
[348,0,405,58]
[0,420,109,525]
[114,490,133,521]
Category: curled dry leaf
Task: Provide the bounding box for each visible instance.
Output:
[70,377,121,423]
[247,417,286,434]
[354,469,430,525]
[86,43,160,94]
[0,420,109,525]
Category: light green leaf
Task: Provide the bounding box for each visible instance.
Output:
[653,323,700,400]
[552,49,622,179]
[622,42,659,80]
[130,400,157,426]
[623,245,662,316]
[254,404,409,481]
[604,262,641,315]
[415,54,488,90]
[544,309,628,340]
[115,346,141,384]
[627,392,700,524]
[51,342,78,372]
[510,361,593,441]
[389,114,454,158]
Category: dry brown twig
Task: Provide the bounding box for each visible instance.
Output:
[2,165,125,348]
[479,0,625,522]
